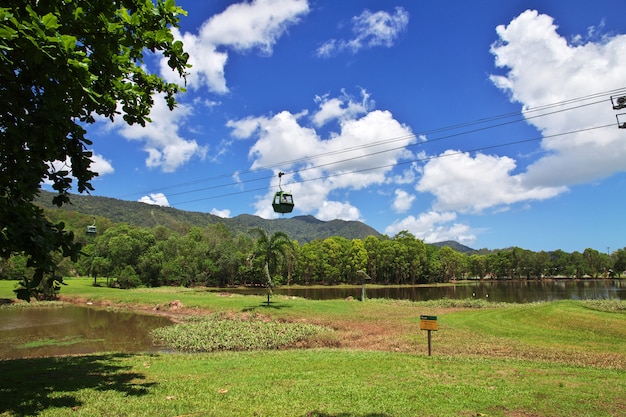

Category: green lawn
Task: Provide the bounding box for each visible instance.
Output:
[1,278,625,416]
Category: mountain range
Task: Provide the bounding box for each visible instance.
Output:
[34,190,477,253]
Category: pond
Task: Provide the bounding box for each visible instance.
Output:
[218,279,626,303]
[0,305,173,360]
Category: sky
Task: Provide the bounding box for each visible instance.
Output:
[54,0,626,253]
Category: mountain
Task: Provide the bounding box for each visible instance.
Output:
[431,240,477,254]
[34,191,381,243]
[34,191,477,251]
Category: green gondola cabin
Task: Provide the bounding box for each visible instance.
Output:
[272,191,294,214]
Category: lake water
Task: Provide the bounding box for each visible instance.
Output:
[223,279,626,303]
[0,305,173,360]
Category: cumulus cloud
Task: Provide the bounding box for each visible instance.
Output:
[317,7,409,57]
[139,192,170,206]
[312,90,372,127]
[316,201,362,222]
[416,150,565,213]
[384,211,476,245]
[489,9,626,187]
[387,9,626,243]
[392,189,415,213]
[114,94,208,173]
[210,208,232,218]
[45,152,114,188]
[418,10,626,213]
[90,154,115,177]
[161,0,310,93]
[227,90,415,220]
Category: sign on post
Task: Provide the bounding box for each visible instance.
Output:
[419,315,438,331]
[419,315,438,356]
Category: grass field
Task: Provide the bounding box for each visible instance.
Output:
[1,278,625,417]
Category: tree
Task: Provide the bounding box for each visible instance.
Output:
[612,248,626,277]
[438,246,463,281]
[249,228,294,306]
[468,254,487,279]
[1,1,189,300]
[393,231,427,284]
[348,239,368,283]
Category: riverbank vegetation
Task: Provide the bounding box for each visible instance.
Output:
[1,280,625,416]
[2,221,625,300]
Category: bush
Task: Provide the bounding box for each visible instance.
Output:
[112,265,141,289]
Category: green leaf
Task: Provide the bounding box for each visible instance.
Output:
[41,13,59,30]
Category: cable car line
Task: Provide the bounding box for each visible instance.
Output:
[171,123,614,206]
[117,87,624,202]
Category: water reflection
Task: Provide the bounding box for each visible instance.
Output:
[220,279,626,303]
[0,305,172,359]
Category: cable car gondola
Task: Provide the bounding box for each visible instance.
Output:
[272,172,294,214]
[86,219,97,235]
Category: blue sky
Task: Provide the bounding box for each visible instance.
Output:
[57,0,626,253]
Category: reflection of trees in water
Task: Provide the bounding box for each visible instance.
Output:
[272,280,626,303]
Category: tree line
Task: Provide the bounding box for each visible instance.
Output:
[2,223,624,297]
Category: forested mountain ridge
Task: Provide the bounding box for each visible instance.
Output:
[24,191,624,290]
[34,190,382,243]
[431,241,477,255]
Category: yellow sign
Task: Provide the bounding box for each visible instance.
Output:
[420,315,438,331]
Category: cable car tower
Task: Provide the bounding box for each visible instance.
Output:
[272,172,294,214]
[611,94,626,129]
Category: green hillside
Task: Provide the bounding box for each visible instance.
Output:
[34,190,382,243]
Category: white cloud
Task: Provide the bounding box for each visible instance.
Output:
[114,94,208,173]
[312,89,372,127]
[416,150,565,213]
[384,211,476,245]
[210,208,232,218]
[489,9,626,188]
[392,189,415,213]
[139,193,170,206]
[227,90,415,219]
[316,201,362,222]
[90,153,115,177]
[162,0,310,93]
[44,152,114,188]
[386,10,626,246]
[410,10,626,220]
[317,7,409,57]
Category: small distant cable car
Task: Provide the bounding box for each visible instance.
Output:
[272,172,294,214]
[86,219,97,235]
[617,114,626,129]
[611,95,626,110]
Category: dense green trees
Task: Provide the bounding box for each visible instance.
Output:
[1,1,189,300]
[1,218,624,294]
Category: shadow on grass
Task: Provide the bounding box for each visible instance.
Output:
[242,301,292,312]
[0,353,154,416]
[304,412,392,417]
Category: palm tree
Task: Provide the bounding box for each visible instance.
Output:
[249,227,294,306]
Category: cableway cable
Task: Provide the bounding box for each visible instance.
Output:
[172,122,615,206]
[116,87,626,203]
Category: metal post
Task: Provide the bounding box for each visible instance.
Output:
[427,330,432,356]
[357,269,371,301]
[361,277,365,301]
